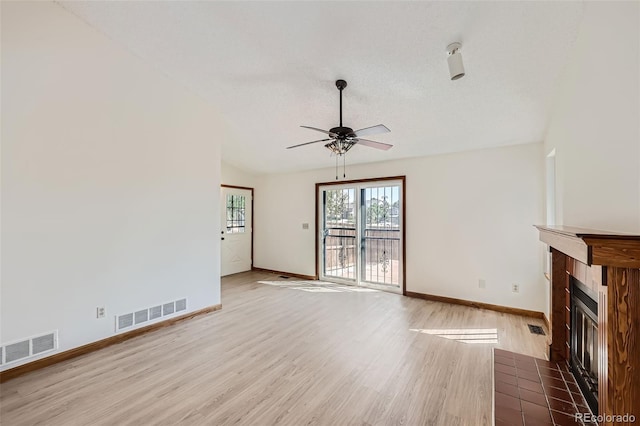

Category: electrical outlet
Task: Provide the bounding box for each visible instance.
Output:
[512,284,520,293]
[302,223,309,230]
[479,279,486,289]
[96,307,106,318]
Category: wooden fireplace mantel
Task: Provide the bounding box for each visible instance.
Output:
[537,225,640,268]
[535,225,640,425]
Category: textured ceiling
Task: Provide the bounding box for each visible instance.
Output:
[59,1,585,174]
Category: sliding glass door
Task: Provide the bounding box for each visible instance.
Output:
[319,179,403,293]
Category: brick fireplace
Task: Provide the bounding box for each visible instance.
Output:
[536,226,640,425]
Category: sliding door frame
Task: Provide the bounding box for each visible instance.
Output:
[315,176,406,295]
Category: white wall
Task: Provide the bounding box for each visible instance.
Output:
[545,1,640,233]
[1,2,226,369]
[222,162,258,189]
[254,143,547,314]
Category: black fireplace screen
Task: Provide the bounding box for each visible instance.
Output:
[570,276,598,415]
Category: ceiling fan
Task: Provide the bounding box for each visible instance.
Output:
[286,79,393,156]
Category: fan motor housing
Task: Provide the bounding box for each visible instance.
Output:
[330,126,356,138]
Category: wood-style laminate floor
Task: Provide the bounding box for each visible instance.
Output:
[1,271,548,425]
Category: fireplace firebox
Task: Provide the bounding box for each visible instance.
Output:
[570,276,598,415]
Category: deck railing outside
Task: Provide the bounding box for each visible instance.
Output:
[324,225,400,286]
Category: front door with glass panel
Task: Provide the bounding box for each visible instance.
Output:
[319,180,403,292]
[221,187,252,276]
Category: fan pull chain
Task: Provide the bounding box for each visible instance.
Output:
[343,153,346,178]
[335,154,339,180]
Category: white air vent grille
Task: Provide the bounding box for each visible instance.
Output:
[118,313,134,330]
[162,302,175,316]
[149,306,162,320]
[175,298,187,312]
[134,309,148,325]
[6,341,29,363]
[32,334,55,355]
[115,298,188,332]
[1,331,58,365]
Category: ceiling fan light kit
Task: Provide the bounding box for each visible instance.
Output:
[447,42,465,80]
[287,79,393,179]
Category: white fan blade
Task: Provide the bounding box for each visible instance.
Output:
[355,138,393,151]
[300,126,336,136]
[286,138,332,149]
[354,124,390,137]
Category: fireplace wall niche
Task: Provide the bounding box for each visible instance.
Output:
[536,225,640,426]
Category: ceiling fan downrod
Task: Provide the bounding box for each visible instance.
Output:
[336,79,346,127]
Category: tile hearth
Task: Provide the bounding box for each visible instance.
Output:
[493,349,595,426]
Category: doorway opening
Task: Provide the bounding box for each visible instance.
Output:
[316,176,405,294]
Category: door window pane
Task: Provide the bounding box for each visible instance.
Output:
[226,195,245,233]
[323,188,356,280]
[362,185,400,286]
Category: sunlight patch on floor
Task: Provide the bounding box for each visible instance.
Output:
[410,328,499,344]
[296,287,342,293]
[258,280,379,293]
